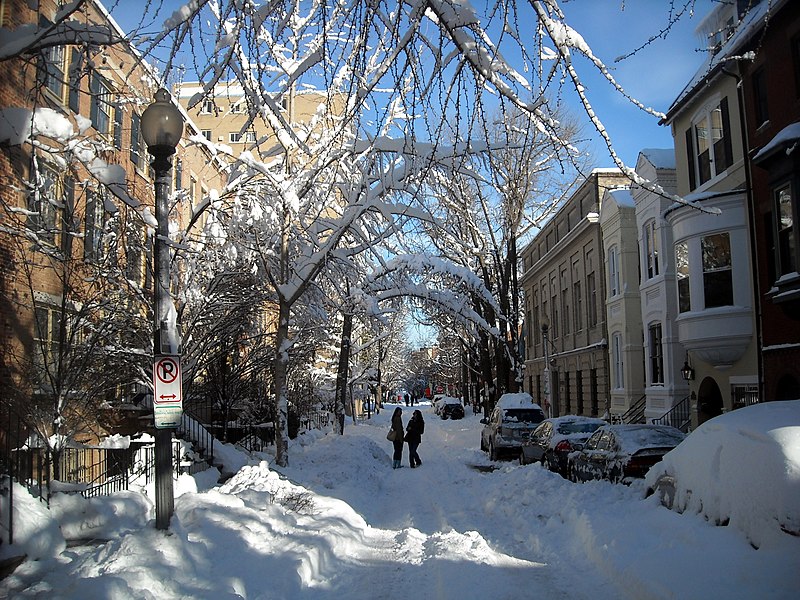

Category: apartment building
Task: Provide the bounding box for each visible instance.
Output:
[520,169,628,418]
[0,0,225,442]
[598,183,644,421]
[662,0,760,424]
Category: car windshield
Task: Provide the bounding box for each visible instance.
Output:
[558,422,603,435]
[504,409,543,423]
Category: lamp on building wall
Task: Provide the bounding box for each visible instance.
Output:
[680,358,695,381]
[141,88,184,531]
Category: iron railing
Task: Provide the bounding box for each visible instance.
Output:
[652,394,692,433]
[619,394,647,424]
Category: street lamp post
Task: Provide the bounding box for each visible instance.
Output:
[141,88,184,530]
[541,319,552,419]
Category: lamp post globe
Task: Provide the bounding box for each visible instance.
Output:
[141,88,184,157]
[143,88,184,530]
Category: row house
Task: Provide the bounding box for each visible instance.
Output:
[742,0,800,402]
[599,150,693,427]
[662,0,800,422]
[0,0,226,443]
[520,169,629,419]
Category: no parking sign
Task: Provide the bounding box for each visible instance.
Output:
[153,355,183,428]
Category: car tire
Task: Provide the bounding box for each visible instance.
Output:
[542,452,551,471]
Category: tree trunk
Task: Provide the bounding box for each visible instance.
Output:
[273,299,291,467]
[333,310,352,435]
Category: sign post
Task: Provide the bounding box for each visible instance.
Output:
[153,355,183,428]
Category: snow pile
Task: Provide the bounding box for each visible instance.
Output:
[2,403,798,599]
[645,400,800,547]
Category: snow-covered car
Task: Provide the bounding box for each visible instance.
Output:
[480,393,545,460]
[568,424,685,484]
[440,399,465,420]
[519,415,607,475]
[432,394,447,415]
[645,400,800,548]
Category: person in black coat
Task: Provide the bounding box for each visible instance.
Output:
[405,409,424,468]
[390,407,404,469]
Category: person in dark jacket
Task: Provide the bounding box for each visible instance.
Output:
[405,409,425,468]
[390,407,405,469]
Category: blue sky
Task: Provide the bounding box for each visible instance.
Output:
[109,1,713,169]
[557,0,714,167]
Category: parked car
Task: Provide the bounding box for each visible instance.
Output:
[568,424,685,484]
[480,393,545,460]
[519,416,607,475]
[645,400,800,548]
[432,394,447,415]
[440,398,465,420]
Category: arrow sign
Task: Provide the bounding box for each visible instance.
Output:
[153,355,183,428]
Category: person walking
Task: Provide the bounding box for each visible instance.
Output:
[389,407,405,469]
[405,409,425,468]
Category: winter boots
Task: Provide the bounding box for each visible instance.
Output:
[392,460,402,469]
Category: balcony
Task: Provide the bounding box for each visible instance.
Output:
[676,305,753,368]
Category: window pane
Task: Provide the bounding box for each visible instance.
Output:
[776,185,796,275]
[702,233,733,307]
[649,323,663,384]
[695,115,711,185]
[675,241,690,313]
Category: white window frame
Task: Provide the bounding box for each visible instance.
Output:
[608,245,619,296]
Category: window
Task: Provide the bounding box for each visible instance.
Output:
[573,280,582,331]
[244,131,256,142]
[576,370,584,414]
[731,383,759,409]
[551,293,558,338]
[229,132,242,143]
[648,323,664,385]
[189,176,197,204]
[587,271,597,327]
[40,43,66,100]
[174,159,183,191]
[113,103,123,150]
[612,332,623,389]
[752,67,769,128]
[89,72,113,135]
[564,372,571,414]
[687,97,733,189]
[201,130,212,141]
[608,245,619,296]
[590,369,598,417]
[68,49,81,112]
[561,271,570,335]
[676,241,690,313]
[644,220,659,279]
[27,163,61,246]
[201,100,214,114]
[702,232,733,308]
[774,183,797,277]
[84,188,107,262]
[792,33,800,99]
[131,113,145,168]
[126,228,145,286]
[33,304,62,386]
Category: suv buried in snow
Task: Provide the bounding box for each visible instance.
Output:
[480,393,545,460]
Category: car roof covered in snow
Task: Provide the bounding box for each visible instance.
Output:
[497,393,542,410]
[600,424,685,454]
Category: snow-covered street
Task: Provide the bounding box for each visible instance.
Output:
[2,402,798,599]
